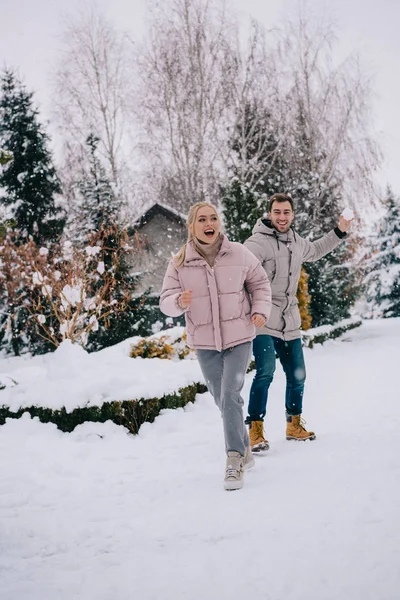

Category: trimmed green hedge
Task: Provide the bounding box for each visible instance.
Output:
[301,316,362,349]
[0,317,362,433]
[0,382,207,434]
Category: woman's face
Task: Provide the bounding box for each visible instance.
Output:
[190,205,220,244]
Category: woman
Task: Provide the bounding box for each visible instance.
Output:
[160,202,271,491]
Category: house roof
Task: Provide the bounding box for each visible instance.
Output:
[133,202,187,229]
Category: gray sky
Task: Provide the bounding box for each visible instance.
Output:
[1,0,399,193]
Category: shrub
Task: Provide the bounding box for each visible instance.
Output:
[130,330,192,360]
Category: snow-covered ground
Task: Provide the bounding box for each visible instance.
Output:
[0,328,203,411]
[1,319,399,600]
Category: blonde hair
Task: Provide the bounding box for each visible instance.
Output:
[173,201,220,268]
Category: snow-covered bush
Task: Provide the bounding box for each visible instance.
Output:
[0,225,138,352]
[130,328,193,360]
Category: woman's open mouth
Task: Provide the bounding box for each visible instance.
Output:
[204,229,215,238]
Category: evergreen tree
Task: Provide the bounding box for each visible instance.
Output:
[68,133,123,243]
[64,134,150,350]
[222,104,359,327]
[86,224,145,351]
[304,244,358,327]
[0,69,65,244]
[222,180,260,243]
[364,187,400,318]
[221,104,285,242]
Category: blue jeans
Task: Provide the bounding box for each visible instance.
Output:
[246,335,306,422]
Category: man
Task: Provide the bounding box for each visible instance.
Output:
[244,193,352,450]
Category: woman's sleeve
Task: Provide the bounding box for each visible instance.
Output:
[244,248,272,320]
[159,261,185,317]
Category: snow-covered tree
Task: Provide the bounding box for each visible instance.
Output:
[0,69,65,245]
[220,8,381,326]
[66,133,124,244]
[363,187,400,318]
[54,7,132,188]
[61,134,146,350]
[138,0,239,213]
[221,103,286,242]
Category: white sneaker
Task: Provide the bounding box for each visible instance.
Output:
[224,451,244,491]
[244,445,255,470]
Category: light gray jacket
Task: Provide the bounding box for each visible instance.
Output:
[244,219,346,340]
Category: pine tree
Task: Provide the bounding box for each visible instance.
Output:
[304,243,359,327]
[221,180,260,243]
[221,104,285,241]
[222,104,359,327]
[364,187,400,318]
[294,159,359,326]
[68,133,123,243]
[0,69,65,244]
[63,134,148,350]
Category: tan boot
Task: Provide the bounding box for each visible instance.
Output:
[249,420,270,452]
[286,414,316,441]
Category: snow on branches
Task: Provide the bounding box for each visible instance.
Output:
[0,225,139,349]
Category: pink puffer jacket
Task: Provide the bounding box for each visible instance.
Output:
[160,235,272,351]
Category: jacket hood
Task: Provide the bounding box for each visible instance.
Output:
[252,218,295,241]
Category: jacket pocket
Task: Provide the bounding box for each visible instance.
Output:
[263,258,276,282]
[219,291,243,321]
[266,302,284,331]
[188,296,212,326]
[185,313,198,336]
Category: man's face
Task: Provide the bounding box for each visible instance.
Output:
[268,201,294,233]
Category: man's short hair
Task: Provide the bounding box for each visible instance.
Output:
[268,193,294,212]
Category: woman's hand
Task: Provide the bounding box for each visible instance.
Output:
[251,313,266,328]
[179,289,192,309]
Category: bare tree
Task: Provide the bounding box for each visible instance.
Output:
[137,0,239,212]
[221,19,288,192]
[53,7,133,188]
[274,7,382,216]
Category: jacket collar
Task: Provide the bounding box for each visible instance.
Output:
[184,233,232,265]
[253,218,296,242]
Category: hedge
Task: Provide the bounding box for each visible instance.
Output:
[0,316,362,433]
[0,382,207,434]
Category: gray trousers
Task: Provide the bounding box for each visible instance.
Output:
[196,342,252,456]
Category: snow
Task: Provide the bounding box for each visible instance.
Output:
[85,245,101,257]
[32,271,44,285]
[341,208,355,220]
[0,331,202,411]
[1,318,400,599]
[61,283,82,308]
